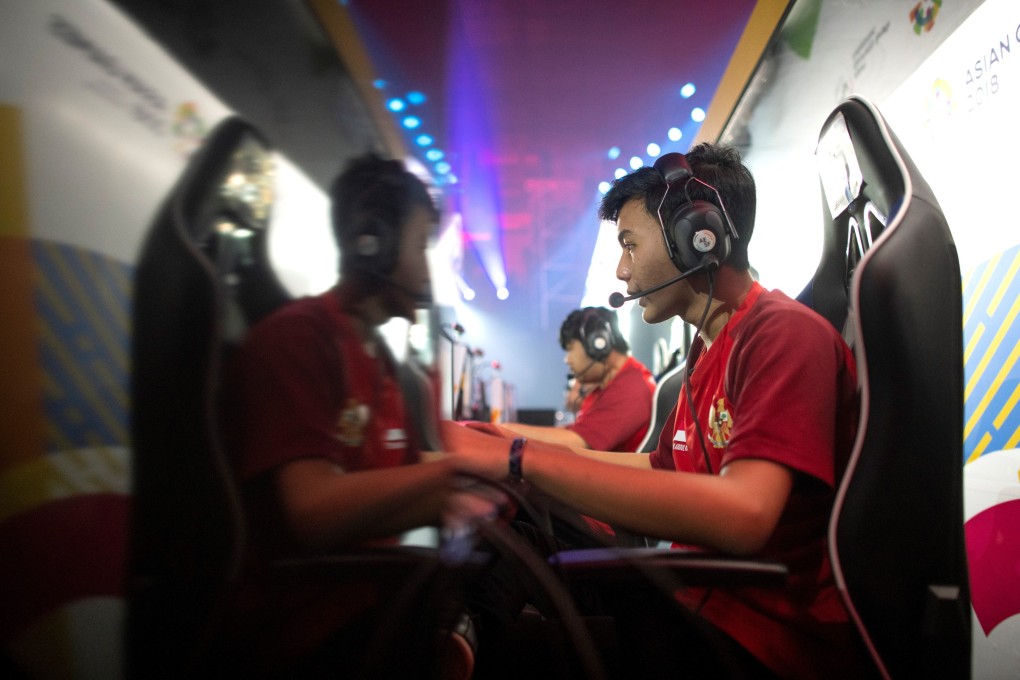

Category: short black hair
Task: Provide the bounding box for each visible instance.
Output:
[559,307,629,353]
[330,153,439,274]
[598,142,756,270]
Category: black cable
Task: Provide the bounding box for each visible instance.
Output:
[685,269,718,474]
[473,521,609,680]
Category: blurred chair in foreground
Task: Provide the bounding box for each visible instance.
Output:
[126,117,456,678]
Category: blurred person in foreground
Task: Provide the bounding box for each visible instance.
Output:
[227,153,493,679]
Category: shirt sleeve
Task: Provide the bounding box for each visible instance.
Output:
[722,307,850,487]
[567,362,654,451]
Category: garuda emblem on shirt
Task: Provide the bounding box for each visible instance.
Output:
[336,398,370,446]
[708,397,733,448]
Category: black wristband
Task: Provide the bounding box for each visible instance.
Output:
[508,437,526,479]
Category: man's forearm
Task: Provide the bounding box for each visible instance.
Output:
[499,421,588,448]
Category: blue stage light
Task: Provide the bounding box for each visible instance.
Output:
[681,82,696,98]
[426,149,444,161]
[416,134,433,147]
[406,91,427,105]
[387,98,406,112]
[598,181,611,194]
[646,142,661,157]
[436,161,451,174]
[691,107,706,122]
[668,127,682,141]
[629,156,642,170]
[402,115,422,129]
[608,146,621,160]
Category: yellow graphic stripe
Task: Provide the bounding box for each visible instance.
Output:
[38,240,129,374]
[986,249,1020,317]
[968,432,993,463]
[995,381,1020,430]
[0,105,45,473]
[964,295,1020,438]
[1006,423,1020,452]
[38,319,129,444]
[0,447,129,523]
[964,322,984,364]
[964,285,1020,401]
[963,251,998,326]
[77,242,130,335]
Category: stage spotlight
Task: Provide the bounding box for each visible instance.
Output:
[407,91,427,105]
[387,98,406,112]
[691,108,706,122]
[646,142,661,157]
[496,287,509,300]
[402,115,422,129]
[681,82,696,98]
[416,134,433,146]
[608,146,621,160]
[598,181,611,194]
[668,127,682,141]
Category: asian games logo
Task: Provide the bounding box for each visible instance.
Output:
[925,78,956,128]
[909,0,942,35]
[171,101,209,157]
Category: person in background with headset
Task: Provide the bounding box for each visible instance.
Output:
[500,307,655,452]
[444,143,869,678]
[226,153,491,678]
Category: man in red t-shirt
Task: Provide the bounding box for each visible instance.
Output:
[499,307,655,453]
[226,154,488,677]
[444,143,872,678]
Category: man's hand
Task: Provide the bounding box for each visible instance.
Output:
[440,420,512,479]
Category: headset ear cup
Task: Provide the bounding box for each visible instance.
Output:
[587,332,609,361]
[668,201,731,271]
[352,215,398,275]
[580,311,613,362]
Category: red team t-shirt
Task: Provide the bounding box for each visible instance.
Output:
[225,288,421,667]
[234,289,416,488]
[649,282,867,679]
[568,355,656,451]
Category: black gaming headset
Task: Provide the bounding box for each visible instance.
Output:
[578,308,614,362]
[348,182,401,277]
[652,152,740,272]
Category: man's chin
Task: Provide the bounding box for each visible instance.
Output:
[641,305,670,325]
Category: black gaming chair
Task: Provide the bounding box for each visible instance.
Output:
[126,116,453,678]
[816,95,970,679]
[636,361,686,453]
[126,116,289,678]
[555,95,971,678]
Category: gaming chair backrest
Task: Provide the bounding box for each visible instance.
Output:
[637,362,686,453]
[821,96,970,679]
[127,116,290,677]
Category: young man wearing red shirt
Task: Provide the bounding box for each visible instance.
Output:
[444,143,870,678]
[227,154,487,677]
[501,306,655,453]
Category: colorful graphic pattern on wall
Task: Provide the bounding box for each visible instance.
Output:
[963,243,1020,462]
